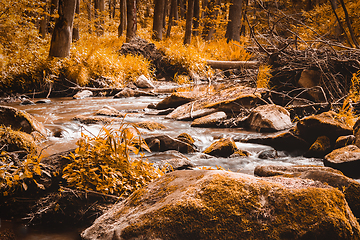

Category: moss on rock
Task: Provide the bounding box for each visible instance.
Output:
[0,127,37,153]
[203,137,238,157]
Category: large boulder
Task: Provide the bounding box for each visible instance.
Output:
[155,91,199,110]
[135,75,155,89]
[0,105,47,137]
[254,165,360,218]
[144,134,197,153]
[296,111,352,144]
[244,104,293,132]
[96,106,125,118]
[297,69,325,102]
[191,111,227,128]
[203,137,238,157]
[304,135,331,158]
[324,145,360,178]
[73,90,93,99]
[82,170,360,240]
[135,121,167,131]
[0,127,37,153]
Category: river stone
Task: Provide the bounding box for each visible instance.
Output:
[35,99,51,104]
[155,91,199,110]
[135,75,155,88]
[244,104,292,132]
[73,90,93,99]
[0,128,37,153]
[254,165,360,218]
[135,121,167,131]
[335,135,355,149]
[353,118,360,148]
[72,115,113,124]
[191,111,227,127]
[81,170,360,240]
[114,88,155,98]
[96,106,125,118]
[203,137,238,157]
[20,99,35,105]
[243,128,309,151]
[305,135,331,158]
[324,145,360,178]
[144,134,197,153]
[157,158,195,172]
[0,105,47,137]
[296,111,352,144]
[175,108,218,121]
[175,133,195,145]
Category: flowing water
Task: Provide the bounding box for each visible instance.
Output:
[1,95,323,239]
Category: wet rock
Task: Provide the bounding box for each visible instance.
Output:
[254,165,360,218]
[144,108,175,116]
[166,86,264,120]
[324,145,360,178]
[296,111,352,144]
[155,91,199,110]
[191,111,227,128]
[52,127,65,138]
[95,106,125,117]
[73,90,93,99]
[0,105,47,137]
[0,127,37,153]
[353,118,360,148]
[134,75,155,88]
[203,137,238,157]
[157,158,195,172]
[175,133,195,145]
[176,108,218,121]
[72,115,113,124]
[35,99,51,104]
[244,128,309,152]
[81,170,360,240]
[135,121,167,131]
[20,99,35,105]
[335,135,355,149]
[305,135,331,158]
[144,134,197,153]
[113,87,155,98]
[244,104,293,132]
[258,149,278,159]
[230,149,250,157]
[297,69,325,102]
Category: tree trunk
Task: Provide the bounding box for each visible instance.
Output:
[153,0,165,40]
[329,0,352,47]
[72,0,80,41]
[192,0,200,36]
[202,0,220,41]
[95,0,105,36]
[225,0,242,42]
[339,0,359,48]
[118,0,127,37]
[85,0,92,33]
[39,0,49,38]
[163,0,169,29]
[183,0,195,44]
[166,0,177,38]
[178,0,185,19]
[49,0,59,33]
[126,0,137,42]
[49,0,76,58]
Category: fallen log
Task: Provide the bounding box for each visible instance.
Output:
[206,60,260,69]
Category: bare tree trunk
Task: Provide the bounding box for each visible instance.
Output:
[39,0,49,38]
[202,0,220,41]
[178,0,185,19]
[192,0,200,36]
[95,0,105,36]
[329,0,352,47]
[49,0,59,34]
[72,0,80,41]
[49,0,76,58]
[118,0,127,37]
[163,0,169,29]
[339,0,359,48]
[126,0,137,42]
[225,0,242,42]
[183,0,195,44]
[153,0,165,40]
[166,0,177,38]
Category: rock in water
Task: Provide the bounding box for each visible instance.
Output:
[73,90,93,99]
[191,111,227,127]
[81,170,360,240]
[144,134,197,153]
[0,105,47,137]
[324,145,360,178]
[135,75,155,88]
[244,104,293,132]
[203,137,238,157]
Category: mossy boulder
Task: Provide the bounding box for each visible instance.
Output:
[82,170,360,240]
[0,127,37,153]
[191,111,227,128]
[254,165,360,218]
[95,106,125,117]
[296,111,352,144]
[0,105,47,137]
[175,133,195,145]
[305,135,331,158]
[335,135,355,149]
[72,115,113,124]
[244,104,293,132]
[135,121,167,131]
[144,134,197,153]
[324,145,360,178]
[203,137,238,157]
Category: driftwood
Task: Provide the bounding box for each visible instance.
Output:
[206,60,260,69]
